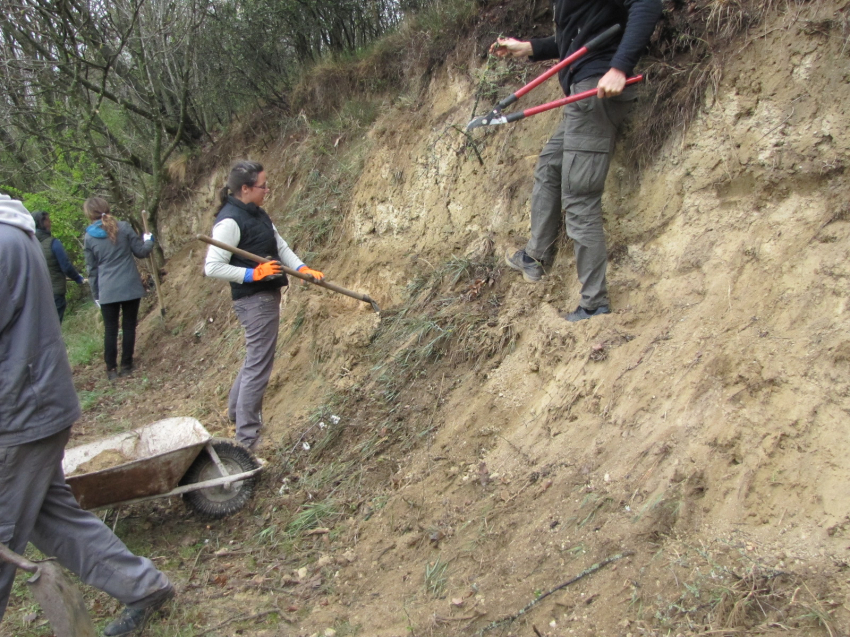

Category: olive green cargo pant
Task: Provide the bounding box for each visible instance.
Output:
[524,77,637,311]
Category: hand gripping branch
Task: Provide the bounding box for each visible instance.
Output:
[467,24,644,130]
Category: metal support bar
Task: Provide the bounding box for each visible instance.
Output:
[87,466,264,510]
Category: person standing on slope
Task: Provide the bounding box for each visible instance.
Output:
[204,160,324,451]
[495,0,662,321]
[31,210,87,322]
[0,193,174,637]
[83,196,155,380]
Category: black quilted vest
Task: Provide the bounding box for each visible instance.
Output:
[215,197,287,300]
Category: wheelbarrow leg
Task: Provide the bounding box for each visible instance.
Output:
[204,441,232,491]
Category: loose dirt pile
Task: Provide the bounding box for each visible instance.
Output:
[69,449,133,476]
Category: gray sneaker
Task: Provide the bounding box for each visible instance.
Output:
[562,305,611,322]
[505,249,544,283]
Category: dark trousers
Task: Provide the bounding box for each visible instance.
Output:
[54,294,67,323]
[0,428,172,619]
[526,77,637,310]
[101,298,141,371]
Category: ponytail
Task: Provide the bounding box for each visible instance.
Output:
[217,185,231,213]
[83,196,119,244]
[216,160,264,213]
[101,213,119,244]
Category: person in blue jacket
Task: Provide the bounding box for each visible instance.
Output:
[83,197,155,380]
[31,210,87,322]
[494,0,662,321]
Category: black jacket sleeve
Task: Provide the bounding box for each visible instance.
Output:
[609,0,663,75]
[529,36,559,62]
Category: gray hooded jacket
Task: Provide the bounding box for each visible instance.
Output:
[0,195,81,446]
[84,219,154,304]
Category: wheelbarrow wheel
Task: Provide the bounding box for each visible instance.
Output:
[182,440,260,519]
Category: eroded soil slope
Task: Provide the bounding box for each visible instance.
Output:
[6,2,850,636]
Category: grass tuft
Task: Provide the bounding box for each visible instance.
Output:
[62,302,102,367]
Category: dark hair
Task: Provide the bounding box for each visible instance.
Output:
[31,210,49,231]
[83,197,119,243]
[217,160,264,212]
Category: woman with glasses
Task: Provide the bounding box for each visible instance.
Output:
[204,160,324,451]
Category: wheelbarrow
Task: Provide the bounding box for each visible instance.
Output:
[63,417,263,519]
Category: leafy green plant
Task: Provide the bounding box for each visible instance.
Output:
[2,149,100,266]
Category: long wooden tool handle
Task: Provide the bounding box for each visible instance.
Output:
[141,210,166,318]
[0,542,37,573]
[197,234,381,312]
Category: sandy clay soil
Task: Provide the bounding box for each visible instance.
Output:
[5,1,850,636]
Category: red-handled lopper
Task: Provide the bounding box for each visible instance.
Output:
[466,24,644,131]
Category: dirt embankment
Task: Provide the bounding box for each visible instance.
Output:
[28,2,850,636]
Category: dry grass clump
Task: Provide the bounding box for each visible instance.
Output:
[292,0,478,117]
[646,540,844,635]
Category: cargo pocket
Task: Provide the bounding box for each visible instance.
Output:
[564,146,612,198]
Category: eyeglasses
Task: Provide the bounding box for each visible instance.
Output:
[252,183,271,191]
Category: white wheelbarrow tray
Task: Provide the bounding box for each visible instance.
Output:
[63,417,263,514]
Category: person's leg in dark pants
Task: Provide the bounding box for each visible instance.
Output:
[0,428,172,622]
[54,295,67,323]
[101,302,121,375]
[561,77,637,312]
[119,298,141,374]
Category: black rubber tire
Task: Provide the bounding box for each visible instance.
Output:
[182,440,260,519]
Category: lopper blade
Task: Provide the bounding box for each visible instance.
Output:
[466,110,508,131]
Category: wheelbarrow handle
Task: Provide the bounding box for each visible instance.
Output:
[197,234,381,312]
[0,542,38,573]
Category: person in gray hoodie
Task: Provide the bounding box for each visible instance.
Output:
[0,193,174,636]
[32,210,87,322]
[83,197,154,380]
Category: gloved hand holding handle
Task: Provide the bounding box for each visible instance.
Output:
[297,265,324,282]
[198,234,381,312]
[252,261,283,281]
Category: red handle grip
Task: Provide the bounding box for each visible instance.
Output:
[521,75,644,118]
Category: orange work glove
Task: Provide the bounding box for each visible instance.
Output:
[297,265,324,281]
[252,261,283,281]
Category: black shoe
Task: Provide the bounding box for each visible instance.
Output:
[118,365,134,378]
[107,369,118,382]
[505,249,544,283]
[562,305,611,322]
[102,588,174,636]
